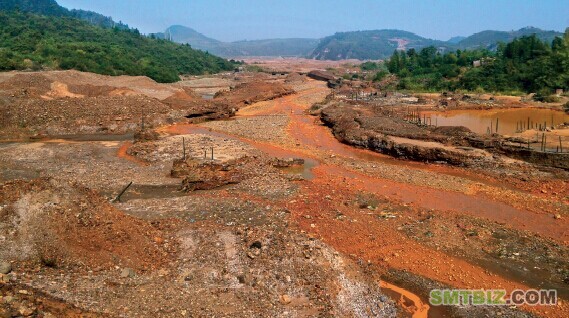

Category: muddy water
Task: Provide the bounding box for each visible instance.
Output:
[276,158,318,180]
[103,184,186,202]
[425,108,569,135]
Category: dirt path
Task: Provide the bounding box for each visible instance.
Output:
[184,79,569,317]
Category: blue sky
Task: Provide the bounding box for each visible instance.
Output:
[57,0,569,41]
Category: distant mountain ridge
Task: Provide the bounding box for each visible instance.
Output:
[455,26,563,50]
[447,36,466,44]
[158,25,564,60]
[309,27,564,60]
[152,25,319,58]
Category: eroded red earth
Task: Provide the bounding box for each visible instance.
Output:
[155,80,568,317]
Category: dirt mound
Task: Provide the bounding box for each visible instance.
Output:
[215,80,294,107]
[44,70,183,100]
[0,73,53,98]
[284,72,306,83]
[0,178,173,271]
[161,88,200,109]
[43,82,85,99]
[0,95,177,138]
[172,157,252,191]
[0,70,187,100]
[66,83,136,98]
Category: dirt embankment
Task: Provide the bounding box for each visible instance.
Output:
[0,178,174,271]
[214,80,295,107]
[319,103,495,166]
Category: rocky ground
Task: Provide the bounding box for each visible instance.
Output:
[0,70,294,140]
[1,69,568,317]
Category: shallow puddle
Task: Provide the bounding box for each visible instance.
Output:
[105,184,185,202]
[276,158,318,180]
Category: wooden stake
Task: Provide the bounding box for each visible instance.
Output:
[113,181,133,203]
[527,117,530,131]
[182,137,186,160]
[495,118,499,133]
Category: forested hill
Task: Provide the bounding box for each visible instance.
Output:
[309,27,564,60]
[309,30,452,60]
[0,0,129,29]
[456,27,564,50]
[0,11,235,82]
[382,31,569,95]
[0,0,67,16]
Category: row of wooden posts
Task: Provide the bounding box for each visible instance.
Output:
[515,117,555,133]
[486,118,500,134]
[405,107,437,126]
[516,133,565,153]
[535,133,564,153]
[404,108,566,153]
[182,137,215,160]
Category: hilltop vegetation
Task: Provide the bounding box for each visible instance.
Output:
[0,0,67,16]
[456,27,563,50]
[378,30,569,94]
[0,11,235,82]
[0,0,129,29]
[310,30,451,60]
[310,28,563,60]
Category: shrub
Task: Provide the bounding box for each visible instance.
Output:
[534,89,560,103]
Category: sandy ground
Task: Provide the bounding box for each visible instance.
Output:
[240,57,365,73]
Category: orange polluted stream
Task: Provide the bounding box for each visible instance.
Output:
[153,83,569,317]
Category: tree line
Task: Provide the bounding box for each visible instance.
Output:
[0,11,236,82]
[367,29,569,96]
